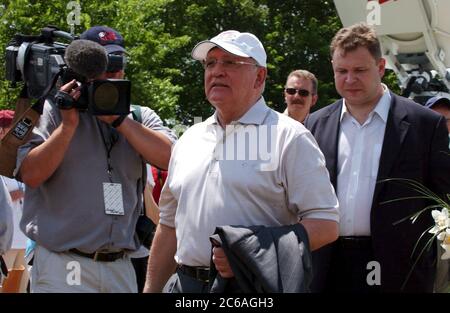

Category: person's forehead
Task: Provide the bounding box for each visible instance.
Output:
[286,76,313,88]
[332,46,376,64]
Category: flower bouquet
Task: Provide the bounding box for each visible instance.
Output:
[382,178,450,291]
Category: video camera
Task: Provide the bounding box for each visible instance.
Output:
[5,26,130,115]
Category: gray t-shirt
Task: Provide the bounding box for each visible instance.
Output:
[0,177,13,254]
[16,101,176,253]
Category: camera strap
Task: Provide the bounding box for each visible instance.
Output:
[96,120,119,182]
[0,94,43,178]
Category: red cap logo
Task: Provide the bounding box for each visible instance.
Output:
[98,31,117,42]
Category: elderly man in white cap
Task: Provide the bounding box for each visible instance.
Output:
[144,30,340,293]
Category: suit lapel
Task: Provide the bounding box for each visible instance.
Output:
[316,101,342,188]
[372,93,410,205]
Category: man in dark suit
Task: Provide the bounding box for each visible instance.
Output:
[305,22,450,293]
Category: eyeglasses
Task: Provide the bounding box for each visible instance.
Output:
[202,59,258,70]
[285,88,312,97]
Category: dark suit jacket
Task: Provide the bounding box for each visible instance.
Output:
[304,93,450,292]
[208,224,312,293]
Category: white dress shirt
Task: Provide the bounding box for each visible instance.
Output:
[337,86,391,236]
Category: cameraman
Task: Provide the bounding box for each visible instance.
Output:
[15,27,176,293]
[81,26,163,292]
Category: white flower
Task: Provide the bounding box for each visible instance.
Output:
[440,229,450,260]
[441,244,450,260]
[437,231,447,241]
[442,229,450,244]
[429,208,449,235]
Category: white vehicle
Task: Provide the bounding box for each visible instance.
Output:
[334,0,450,103]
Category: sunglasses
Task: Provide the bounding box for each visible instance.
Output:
[285,88,312,97]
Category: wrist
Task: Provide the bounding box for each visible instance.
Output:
[60,122,77,135]
[112,115,127,128]
[55,90,75,110]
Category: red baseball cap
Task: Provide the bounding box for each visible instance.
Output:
[80,26,125,54]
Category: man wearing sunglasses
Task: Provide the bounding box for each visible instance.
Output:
[283,70,318,123]
[145,30,339,293]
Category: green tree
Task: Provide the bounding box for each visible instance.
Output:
[0,0,404,123]
[0,0,71,109]
[160,0,344,122]
[263,0,342,112]
[0,0,188,124]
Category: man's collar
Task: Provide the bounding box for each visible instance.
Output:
[373,85,391,123]
[206,97,269,126]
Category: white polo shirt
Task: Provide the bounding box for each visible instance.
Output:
[159,97,339,266]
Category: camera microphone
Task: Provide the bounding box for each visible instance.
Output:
[61,39,130,115]
[64,39,108,80]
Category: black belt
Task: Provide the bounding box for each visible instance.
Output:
[337,236,372,249]
[69,248,125,262]
[177,265,210,283]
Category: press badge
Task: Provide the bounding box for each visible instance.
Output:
[103,183,125,215]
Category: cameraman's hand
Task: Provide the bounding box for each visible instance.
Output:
[20,79,82,188]
[59,79,81,130]
[212,247,235,278]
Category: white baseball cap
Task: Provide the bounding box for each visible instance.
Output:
[191,30,267,67]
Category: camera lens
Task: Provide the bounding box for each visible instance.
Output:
[88,79,130,115]
[93,82,119,110]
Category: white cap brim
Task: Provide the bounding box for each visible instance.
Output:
[191,40,252,61]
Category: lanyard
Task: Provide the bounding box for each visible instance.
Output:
[96,120,119,182]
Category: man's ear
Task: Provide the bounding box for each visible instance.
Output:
[311,94,319,107]
[378,57,386,78]
[254,67,267,89]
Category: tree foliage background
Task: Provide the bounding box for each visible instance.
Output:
[0,0,400,125]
